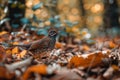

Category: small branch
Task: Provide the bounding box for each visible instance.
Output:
[5,57,33,72]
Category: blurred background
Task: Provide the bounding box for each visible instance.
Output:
[0,0,120,40]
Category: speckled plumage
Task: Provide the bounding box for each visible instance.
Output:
[28,35,57,53]
[16,28,58,54]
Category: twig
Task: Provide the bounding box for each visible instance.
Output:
[5,57,33,72]
[20,24,27,32]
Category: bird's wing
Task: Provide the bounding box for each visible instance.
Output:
[28,37,51,50]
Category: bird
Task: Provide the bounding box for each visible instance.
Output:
[14,28,58,54]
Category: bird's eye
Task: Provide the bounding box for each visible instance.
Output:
[51,31,56,33]
[49,31,57,36]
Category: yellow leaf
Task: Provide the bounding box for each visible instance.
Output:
[0,31,8,36]
[12,47,19,54]
[15,50,27,59]
[19,50,27,58]
[12,42,19,45]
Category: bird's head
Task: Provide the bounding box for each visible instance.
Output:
[48,28,58,37]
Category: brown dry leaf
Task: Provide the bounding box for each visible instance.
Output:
[22,64,47,80]
[68,51,110,69]
[0,66,15,79]
[16,50,27,59]
[109,41,116,48]
[0,45,6,62]
[0,31,9,42]
[111,65,119,71]
[103,65,119,79]
[12,47,19,54]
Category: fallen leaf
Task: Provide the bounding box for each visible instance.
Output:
[20,50,27,58]
[12,42,19,45]
[22,64,47,80]
[68,51,110,69]
[0,45,6,62]
[0,66,15,79]
[109,41,116,48]
[111,65,119,71]
[55,42,64,49]
[6,49,12,58]
[16,50,27,59]
[82,45,90,51]
[12,47,19,54]
[6,49,12,55]
[103,65,119,79]
[0,31,8,36]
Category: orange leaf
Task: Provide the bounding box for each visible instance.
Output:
[22,64,47,80]
[0,66,15,79]
[12,42,19,45]
[17,50,27,59]
[20,50,27,58]
[82,45,90,51]
[109,41,116,48]
[55,42,64,49]
[68,51,110,69]
[6,50,12,55]
[12,47,19,54]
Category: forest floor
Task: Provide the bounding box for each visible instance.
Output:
[0,30,120,80]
